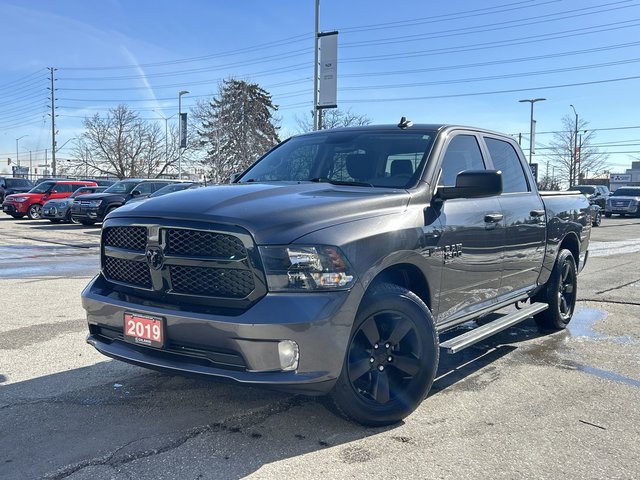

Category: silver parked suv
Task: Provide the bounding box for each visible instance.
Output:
[605,186,640,217]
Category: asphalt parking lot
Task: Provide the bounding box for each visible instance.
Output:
[1,215,639,479]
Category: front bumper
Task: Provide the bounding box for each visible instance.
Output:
[606,202,639,215]
[82,274,362,395]
[2,202,27,215]
[71,206,103,222]
[42,204,70,220]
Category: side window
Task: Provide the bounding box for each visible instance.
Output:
[439,135,486,186]
[134,182,154,195]
[71,184,85,192]
[485,137,529,193]
[55,184,73,193]
[152,182,170,192]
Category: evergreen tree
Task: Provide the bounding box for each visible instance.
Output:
[194,79,280,183]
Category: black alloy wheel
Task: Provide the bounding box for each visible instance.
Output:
[326,283,439,426]
[534,249,577,330]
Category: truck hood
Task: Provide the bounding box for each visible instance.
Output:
[111,182,411,244]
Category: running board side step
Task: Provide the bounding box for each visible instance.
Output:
[439,302,548,354]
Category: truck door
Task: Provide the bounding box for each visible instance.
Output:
[483,135,546,298]
[432,133,504,324]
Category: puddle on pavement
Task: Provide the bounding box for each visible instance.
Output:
[0,245,99,278]
[568,307,636,345]
[574,363,640,388]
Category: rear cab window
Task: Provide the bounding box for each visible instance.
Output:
[484,137,530,193]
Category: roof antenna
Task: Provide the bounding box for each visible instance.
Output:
[398,116,413,129]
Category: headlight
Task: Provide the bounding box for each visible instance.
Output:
[87,200,102,207]
[59,201,69,207]
[12,197,28,202]
[259,245,356,291]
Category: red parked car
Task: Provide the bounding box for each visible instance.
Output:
[2,180,97,220]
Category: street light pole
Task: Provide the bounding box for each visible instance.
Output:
[15,135,28,170]
[570,104,578,187]
[153,111,176,167]
[518,98,546,165]
[178,90,189,180]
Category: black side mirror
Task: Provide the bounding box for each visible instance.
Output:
[438,170,503,200]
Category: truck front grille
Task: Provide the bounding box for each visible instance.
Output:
[101,222,265,310]
[165,229,246,258]
[104,226,147,251]
[104,256,152,288]
[169,265,254,297]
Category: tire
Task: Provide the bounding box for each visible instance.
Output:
[326,283,439,427]
[604,212,612,218]
[592,210,601,227]
[533,249,577,330]
[27,204,42,220]
[80,220,96,226]
[10,214,25,219]
[66,211,80,224]
[49,219,61,223]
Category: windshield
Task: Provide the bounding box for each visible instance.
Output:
[70,187,102,198]
[238,130,436,189]
[104,181,137,194]
[612,188,640,196]
[6,178,31,188]
[28,181,55,194]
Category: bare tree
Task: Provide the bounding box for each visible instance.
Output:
[544,115,608,188]
[71,105,174,179]
[295,108,371,133]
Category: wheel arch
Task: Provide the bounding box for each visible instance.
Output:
[366,263,433,312]
[558,232,581,270]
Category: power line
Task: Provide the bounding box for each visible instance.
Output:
[341,1,638,48]
[336,74,640,104]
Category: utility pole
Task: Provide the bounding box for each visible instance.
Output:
[570,105,578,187]
[48,67,57,176]
[313,0,320,131]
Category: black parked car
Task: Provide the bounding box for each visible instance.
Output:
[70,178,180,225]
[0,177,33,202]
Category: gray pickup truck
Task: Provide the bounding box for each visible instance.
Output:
[82,122,591,426]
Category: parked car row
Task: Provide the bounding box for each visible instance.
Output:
[2,178,203,225]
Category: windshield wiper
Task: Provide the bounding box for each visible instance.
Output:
[309,177,373,187]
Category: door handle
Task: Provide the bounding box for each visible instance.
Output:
[484,213,503,223]
[530,209,545,217]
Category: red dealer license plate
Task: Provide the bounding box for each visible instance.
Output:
[124,312,164,348]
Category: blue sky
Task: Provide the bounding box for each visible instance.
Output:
[1,0,639,177]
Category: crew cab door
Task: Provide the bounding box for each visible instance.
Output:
[482,135,546,297]
[431,133,505,324]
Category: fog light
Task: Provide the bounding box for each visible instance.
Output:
[278,340,299,371]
